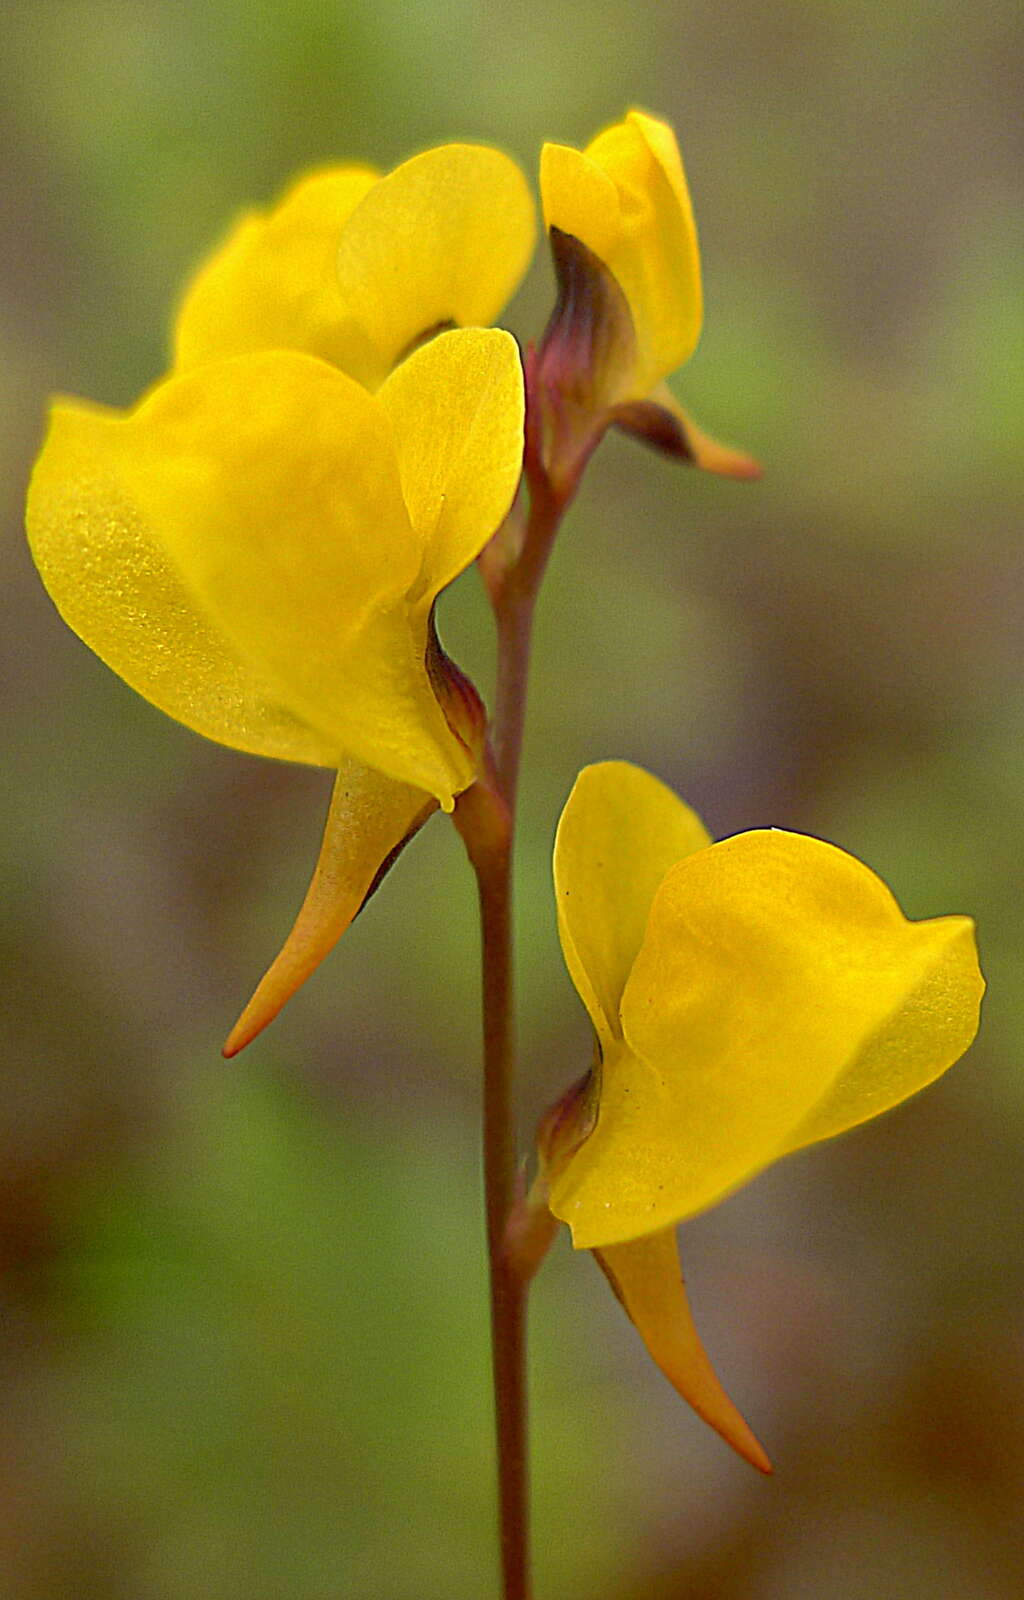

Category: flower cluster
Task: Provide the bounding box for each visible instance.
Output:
[26,112,983,1473]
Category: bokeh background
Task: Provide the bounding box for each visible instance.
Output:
[4,1,1023,1595]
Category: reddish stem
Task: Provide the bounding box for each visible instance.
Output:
[457,422,570,1598]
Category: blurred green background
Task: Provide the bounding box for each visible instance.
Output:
[4,1,1023,1595]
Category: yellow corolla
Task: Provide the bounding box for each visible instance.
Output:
[29,139,533,1049]
[27,328,525,1050]
[542,760,984,1469]
[539,110,756,479]
[174,145,536,391]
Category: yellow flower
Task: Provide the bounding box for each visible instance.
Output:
[541,760,984,1469]
[175,145,536,390]
[538,110,757,481]
[27,329,525,1050]
[28,137,535,1049]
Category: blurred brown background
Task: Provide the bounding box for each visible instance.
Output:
[3,1,1023,1595]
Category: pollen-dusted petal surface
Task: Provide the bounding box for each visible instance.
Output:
[134,351,476,802]
[224,760,436,1056]
[377,327,525,601]
[551,828,983,1247]
[553,761,711,1048]
[334,144,536,389]
[596,1227,770,1472]
[41,351,474,803]
[26,397,336,767]
[173,166,380,374]
[542,110,702,398]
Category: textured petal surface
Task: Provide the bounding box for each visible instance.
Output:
[26,398,336,766]
[553,761,711,1047]
[596,1227,770,1472]
[541,111,702,397]
[173,166,380,373]
[137,353,475,801]
[551,827,983,1247]
[377,327,525,601]
[45,352,472,802]
[224,761,436,1055]
[334,144,536,389]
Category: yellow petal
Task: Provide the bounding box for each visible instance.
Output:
[552,828,982,1246]
[26,398,336,767]
[784,910,983,1153]
[596,1227,771,1473]
[173,166,380,373]
[376,327,525,601]
[77,352,473,804]
[334,144,536,389]
[224,761,436,1056]
[553,761,711,1048]
[589,111,703,384]
[540,142,624,269]
[542,111,702,398]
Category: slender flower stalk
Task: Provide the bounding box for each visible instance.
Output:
[455,362,588,1596]
[454,769,524,1599]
